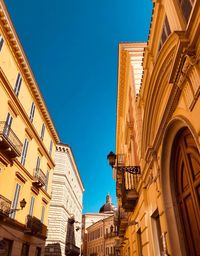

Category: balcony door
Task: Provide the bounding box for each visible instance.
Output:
[172,128,200,255]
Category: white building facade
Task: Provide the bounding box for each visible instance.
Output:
[45,143,84,256]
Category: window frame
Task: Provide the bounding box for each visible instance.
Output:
[29,102,35,123]
[158,16,171,52]
[14,73,22,97]
[10,183,21,219]
[41,205,45,223]
[29,196,35,216]
[0,34,4,52]
[21,243,30,256]
[178,0,194,23]
[45,170,49,191]
[40,123,45,141]
[21,138,29,166]
[151,210,163,256]
[49,140,53,156]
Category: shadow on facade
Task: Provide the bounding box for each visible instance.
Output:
[45,243,62,256]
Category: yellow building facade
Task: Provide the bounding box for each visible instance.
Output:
[113,0,200,256]
[0,0,60,255]
[86,215,118,256]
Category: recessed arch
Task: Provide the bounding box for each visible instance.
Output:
[141,31,185,158]
[160,116,200,256]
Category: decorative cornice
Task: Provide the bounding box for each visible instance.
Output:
[25,128,33,140]
[0,152,10,166]
[56,143,85,192]
[42,197,48,204]
[31,185,39,195]
[15,171,27,183]
[8,100,18,117]
[116,43,146,152]
[0,0,60,144]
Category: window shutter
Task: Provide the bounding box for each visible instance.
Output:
[0,35,4,52]
[29,102,35,122]
[21,139,29,166]
[29,197,35,216]
[10,183,21,219]
[4,113,13,136]
[14,73,22,97]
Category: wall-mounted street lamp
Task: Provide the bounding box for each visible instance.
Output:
[107,151,140,174]
[8,198,27,214]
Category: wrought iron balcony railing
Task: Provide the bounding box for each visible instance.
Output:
[117,167,140,211]
[0,122,23,158]
[0,194,11,216]
[115,238,122,248]
[104,232,117,239]
[25,215,47,237]
[32,168,46,188]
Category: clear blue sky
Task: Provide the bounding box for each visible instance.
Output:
[5,0,152,213]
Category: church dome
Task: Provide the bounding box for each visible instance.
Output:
[99,194,117,213]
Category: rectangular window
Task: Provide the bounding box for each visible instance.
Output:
[159,16,171,51]
[29,102,35,122]
[178,0,194,22]
[41,206,45,223]
[0,34,4,52]
[40,124,45,140]
[0,239,13,255]
[14,73,22,97]
[21,138,29,166]
[136,228,143,256]
[4,113,13,136]
[10,183,21,219]
[29,196,35,216]
[21,243,30,256]
[45,170,49,191]
[152,210,163,255]
[49,140,53,156]
[35,156,41,173]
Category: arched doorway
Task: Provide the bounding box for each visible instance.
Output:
[171,128,200,255]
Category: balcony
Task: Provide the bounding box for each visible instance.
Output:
[117,208,128,238]
[0,122,23,159]
[115,238,122,249]
[32,168,46,188]
[65,242,80,256]
[120,167,140,211]
[105,232,117,239]
[0,194,11,217]
[24,215,47,237]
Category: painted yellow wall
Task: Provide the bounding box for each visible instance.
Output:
[115,1,200,255]
[0,17,59,228]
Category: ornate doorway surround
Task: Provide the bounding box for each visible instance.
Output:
[161,117,200,256]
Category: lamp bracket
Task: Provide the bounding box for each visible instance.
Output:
[118,166,140,174]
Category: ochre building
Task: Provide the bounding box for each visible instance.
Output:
[82,195,120,256]
[111,0,200,256]
[0,0,60,254]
